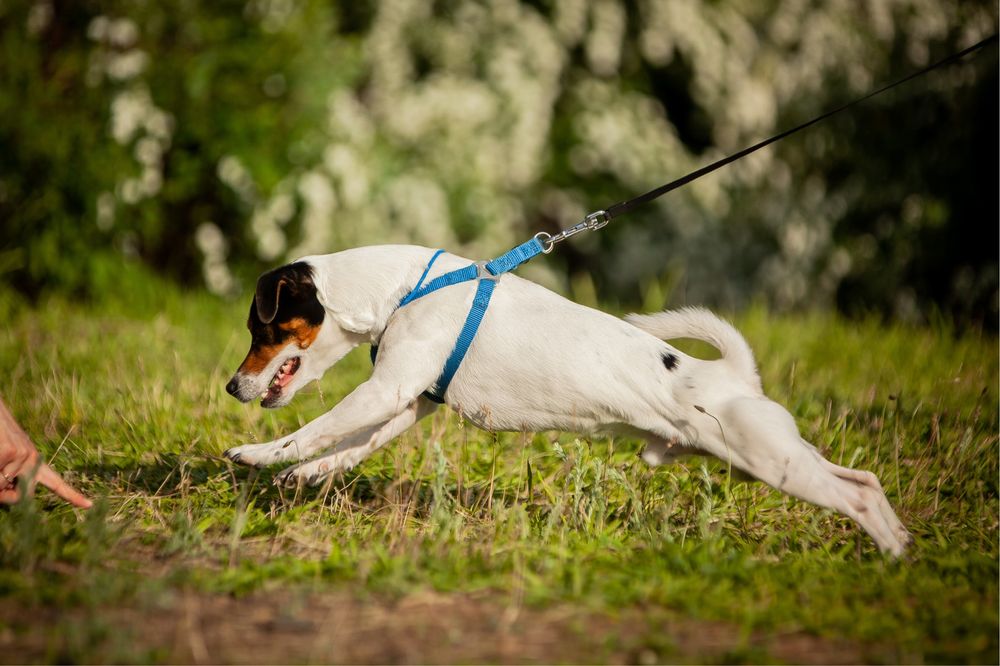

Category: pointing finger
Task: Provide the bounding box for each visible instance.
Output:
[36,463,92,509]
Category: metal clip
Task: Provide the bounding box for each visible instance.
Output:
[534,231,555,254]
[584,209,610,230]
[475,261,501,282]
[533,210,610,254]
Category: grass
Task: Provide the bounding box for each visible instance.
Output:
[0,270,996,664]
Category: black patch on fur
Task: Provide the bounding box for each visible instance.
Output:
[247,262,325,345]
[661,352,679,371]
[253,262,323,324]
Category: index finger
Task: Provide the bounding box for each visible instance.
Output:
[36,463,92,509]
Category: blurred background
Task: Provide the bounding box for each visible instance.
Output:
[0,0,996,325]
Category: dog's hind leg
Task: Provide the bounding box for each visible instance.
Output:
[274,397,438,487]
[703,398,910,556]
[814,453,911,549]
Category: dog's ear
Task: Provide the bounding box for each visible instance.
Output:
[254,269,287,324]
[254,263,314,324]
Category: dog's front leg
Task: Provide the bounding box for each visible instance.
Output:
[224,375,431,468]
[274,396,438,487]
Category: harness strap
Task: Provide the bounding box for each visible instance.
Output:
[483,238,548,274]
[399,264,478,307]
[430,274,497,400]
[371,238,545,403]
[405,249,446,299]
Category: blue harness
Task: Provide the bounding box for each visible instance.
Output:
[370,238,546,403]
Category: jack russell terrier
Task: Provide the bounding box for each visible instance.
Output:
[223,245,911,556]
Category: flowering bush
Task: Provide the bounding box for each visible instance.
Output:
[1,0,995,323]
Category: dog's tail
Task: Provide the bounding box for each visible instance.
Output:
[625,307,762,392]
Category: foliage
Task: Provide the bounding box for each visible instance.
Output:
[0,282,996,662]
[0,0,997,323]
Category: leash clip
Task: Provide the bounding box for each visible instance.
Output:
[584,209,610,231]
[534,209,610,254]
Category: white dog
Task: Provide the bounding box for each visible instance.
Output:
[224,245,911,556]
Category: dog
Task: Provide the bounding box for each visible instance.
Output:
[223,245,912,556]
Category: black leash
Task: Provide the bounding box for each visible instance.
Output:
[535,33,998,253]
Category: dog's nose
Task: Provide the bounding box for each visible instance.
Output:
[225,377,240,397]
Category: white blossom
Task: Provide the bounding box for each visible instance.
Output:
[27,1,53,36]
[217,155,256,204]
[585,0,625,76]
[195,222,237,296]
[88,0,991,308]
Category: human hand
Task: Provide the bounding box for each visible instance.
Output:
[0,398,92,508]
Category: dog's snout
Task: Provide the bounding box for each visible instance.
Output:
[225,377,240,397]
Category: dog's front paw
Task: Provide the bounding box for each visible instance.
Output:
[223,444,264,467]
[224,441,293,468]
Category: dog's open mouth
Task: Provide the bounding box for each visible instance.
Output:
[261,356,300,405]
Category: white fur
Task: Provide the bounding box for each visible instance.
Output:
[224,245,911,556]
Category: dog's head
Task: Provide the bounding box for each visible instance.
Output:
[225,261,362,408]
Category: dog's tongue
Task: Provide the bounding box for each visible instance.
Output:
[274,358,299,388]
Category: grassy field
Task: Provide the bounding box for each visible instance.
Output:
[0,271,996,664]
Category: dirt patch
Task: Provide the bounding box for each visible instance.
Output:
[1,587,880,664]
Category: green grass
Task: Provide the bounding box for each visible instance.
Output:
[0,273,996,663]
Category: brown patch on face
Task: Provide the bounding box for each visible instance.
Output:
[278,317,321,350]
[237,343,290,375]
